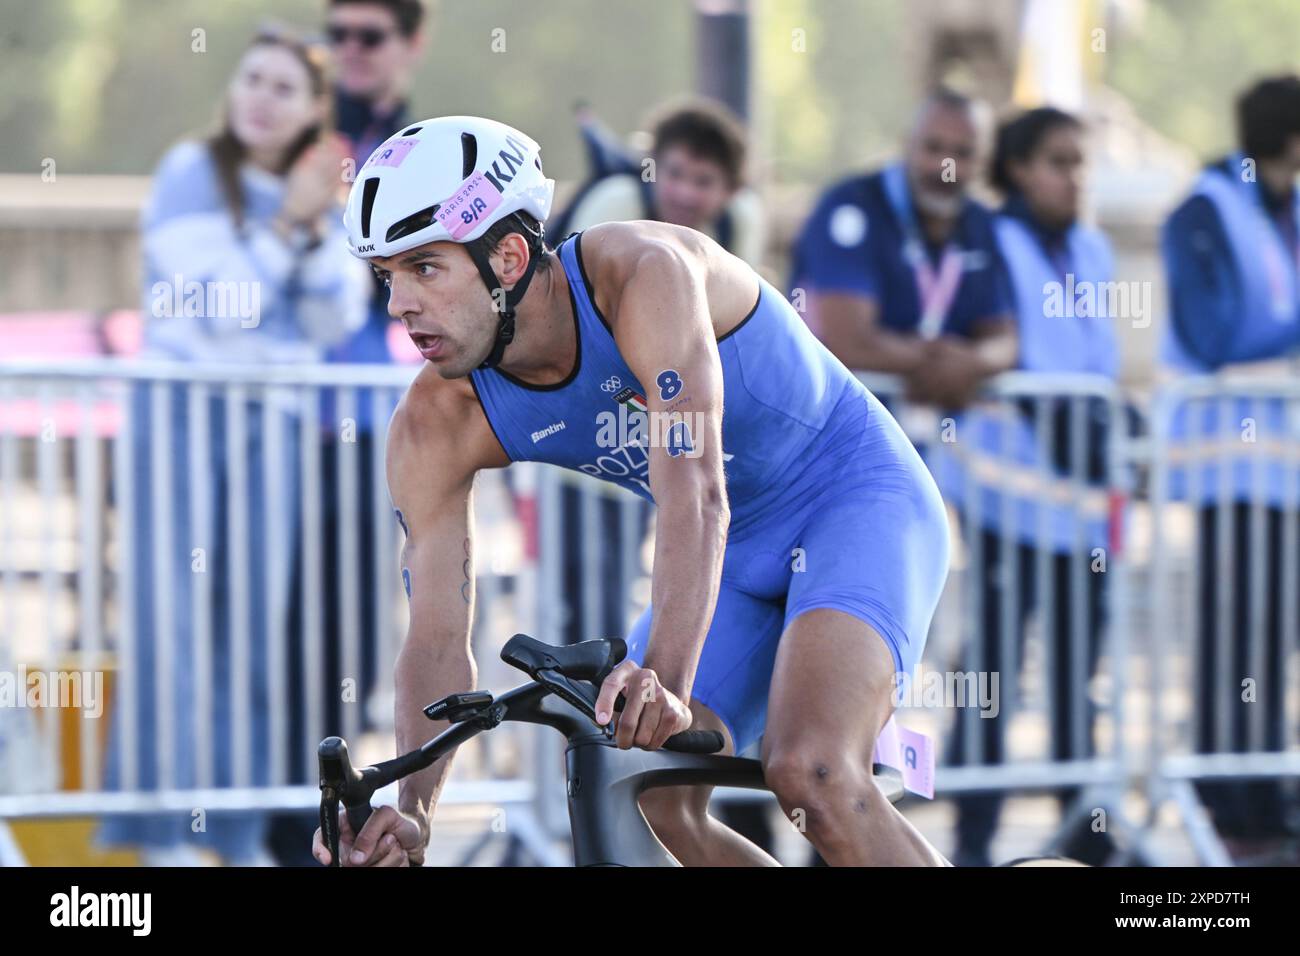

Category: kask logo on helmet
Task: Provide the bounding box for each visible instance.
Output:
[482,134,534,192]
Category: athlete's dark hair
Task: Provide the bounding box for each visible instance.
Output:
[647,98,748,189]
[327,0,428,37]
[476,212,554,273]
[1236,74,1300,160]
[989,106,1082,196]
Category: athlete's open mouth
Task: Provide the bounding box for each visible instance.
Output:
[409,332,444,360]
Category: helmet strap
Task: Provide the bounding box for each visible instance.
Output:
[467,220,546,370]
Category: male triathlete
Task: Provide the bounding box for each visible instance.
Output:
[313,116,951,867]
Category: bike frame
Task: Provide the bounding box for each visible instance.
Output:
[325,679,902,866]
[320,635,906,867]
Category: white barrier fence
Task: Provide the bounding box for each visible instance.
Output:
[0,359,556,865]
[1,357,1297,865]
[1146,376,1300,865]
[861,372,1139,861]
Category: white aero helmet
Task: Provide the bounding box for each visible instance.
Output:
[344,115,556,368]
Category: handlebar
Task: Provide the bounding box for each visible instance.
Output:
[658,728,727,754]
[318,635,723,866]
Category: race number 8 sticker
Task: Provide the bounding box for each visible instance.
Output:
[657,369,683,401]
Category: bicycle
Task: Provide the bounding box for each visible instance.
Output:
[318,632,906,866]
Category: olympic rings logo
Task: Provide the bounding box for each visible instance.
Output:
[600,376,622,393]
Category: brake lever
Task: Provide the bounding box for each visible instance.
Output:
[319,784,342,867]
[533,667,613,735]
[534,668,644,744]
[318,736,375,867]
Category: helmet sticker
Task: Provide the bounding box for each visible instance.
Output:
[435,171,505,240]
[365,137,420,169]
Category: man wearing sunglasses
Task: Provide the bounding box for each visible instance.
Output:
[322,2,430,639]
[329,1,428,208]
[268,0,429,866]
[327,0,429,367]
[327,0,427,349]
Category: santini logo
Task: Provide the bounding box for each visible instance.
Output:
[50,885,151,936]
[530,421,566,443]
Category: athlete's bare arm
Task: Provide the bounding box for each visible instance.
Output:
[316,366,507,865]
[584,222,751,749]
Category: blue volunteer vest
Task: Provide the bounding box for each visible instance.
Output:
[1160,157,1300,506]
[934,214,1119,551]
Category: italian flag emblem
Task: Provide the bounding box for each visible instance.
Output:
[613,386,647,414]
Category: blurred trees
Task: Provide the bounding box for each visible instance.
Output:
[0,0,1296,182]
[1106,0,1300,162]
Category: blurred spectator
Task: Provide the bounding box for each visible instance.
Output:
[944,107,1120,867]
[1160,74,1300,859]
[789,88,1015,407]
[98,25,368,866]
[556,98,766,267]
[328,0,427,315]
[321,0,425,689]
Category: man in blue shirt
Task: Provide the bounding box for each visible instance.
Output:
[790,88,1016,408]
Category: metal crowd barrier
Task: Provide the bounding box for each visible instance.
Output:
[5,355,1298,866]
[0,358,556,865]
[1146,375,1300,866]
[867,371,1139,858]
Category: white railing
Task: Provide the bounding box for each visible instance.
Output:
[2,357,1297,865]
[0,358,554,865]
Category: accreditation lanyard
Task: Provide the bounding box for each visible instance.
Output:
[1234,156,1300,321]
[883,163,966,340]
[908,240,965,340]
[1259,207,1300,321]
